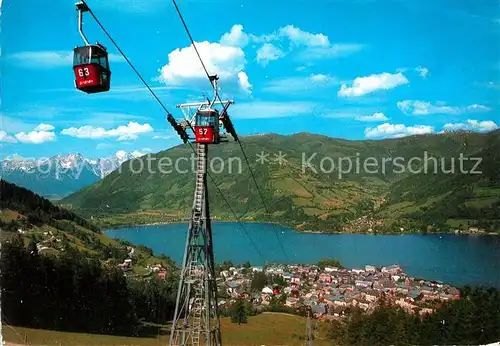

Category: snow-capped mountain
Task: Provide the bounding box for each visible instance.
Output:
[0,151,145,199]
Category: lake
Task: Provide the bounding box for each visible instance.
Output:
[104,222,500,288]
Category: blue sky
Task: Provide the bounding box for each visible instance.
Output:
[0,0,499,160]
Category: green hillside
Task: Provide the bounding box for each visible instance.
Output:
[61,130,500,234]
[1,179,178,336]
[0,179,175,268]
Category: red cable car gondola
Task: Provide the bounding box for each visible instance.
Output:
[194,109,220,144]
[73,1,111,94]
[73,44,111,93]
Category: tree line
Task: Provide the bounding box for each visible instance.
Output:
[0,179,100,233]
[0,236,177,336]
[328,286,500,345]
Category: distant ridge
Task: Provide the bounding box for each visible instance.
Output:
[62,130,500,233]
[0,151,145,198]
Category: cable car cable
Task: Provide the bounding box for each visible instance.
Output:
[78,0,265,262]
[170,0,212,84]
[80,0,170,115]
[237,141,290,262]
[170,0,290,262]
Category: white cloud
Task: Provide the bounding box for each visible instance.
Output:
[15,130,56,144]
[355,112,389,122]
[398,100,492,115]
[263,74,339,93]
[0,114,35,133]
[8,51,124,69]
[157,40,251,93]
[415,66,430,78]
[297,44,364,60]
[309,74,328,82]
[61,122,153,141]
[466,104,491,111]
[256,43,285,66]
[96,143,113,150]
[443,119,498,132]
[237,71,252,93]
[277,25,330,47]
[220,25,249,47]
[34,123,55,131]
[484,81,500,89]
[152,134,173,140]
[231,101,314,119]
[0,131,17,143]
[252,25,363,62]
[364,123,434,138]
[338,72,409,97]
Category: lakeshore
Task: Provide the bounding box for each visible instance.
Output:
[104,222,500,288]
[102,218,499,236]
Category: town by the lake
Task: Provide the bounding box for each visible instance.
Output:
[121,255,461,320]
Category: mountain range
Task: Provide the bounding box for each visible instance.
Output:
[0,151,144,199]
[61,130,500,233]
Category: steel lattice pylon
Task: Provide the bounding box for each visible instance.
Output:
[305,306,313,346]
[169,143,221,346]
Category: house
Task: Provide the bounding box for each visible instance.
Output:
[311,303,328,318]
[339,283,354,292]
[365,265,377,273]
[331,305,348,317]
[363,290,380,302]
[447,286,460,298]
[118,259,132,270]
[421,286,434,295]
[438,293,455,301]
[291,276,301,285]
[235,288,250,299]
[419,308,434,317]
[319,273,332,283]
[374,279,394,289]
[265,266,284,275]
[251,294,262,305]
[395,283,409,295]
[324,266,339,273]
[285,297,299,307]
[157,268,167,280]
[409,288,422,301]
[322,294,335,304]
[355,280,373,289]
[381,264,401,274]
[333,299,348,307]
[226,281,240,295]
[358,302,370,311]
[395,298,417,313]
[261,286,273,294]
